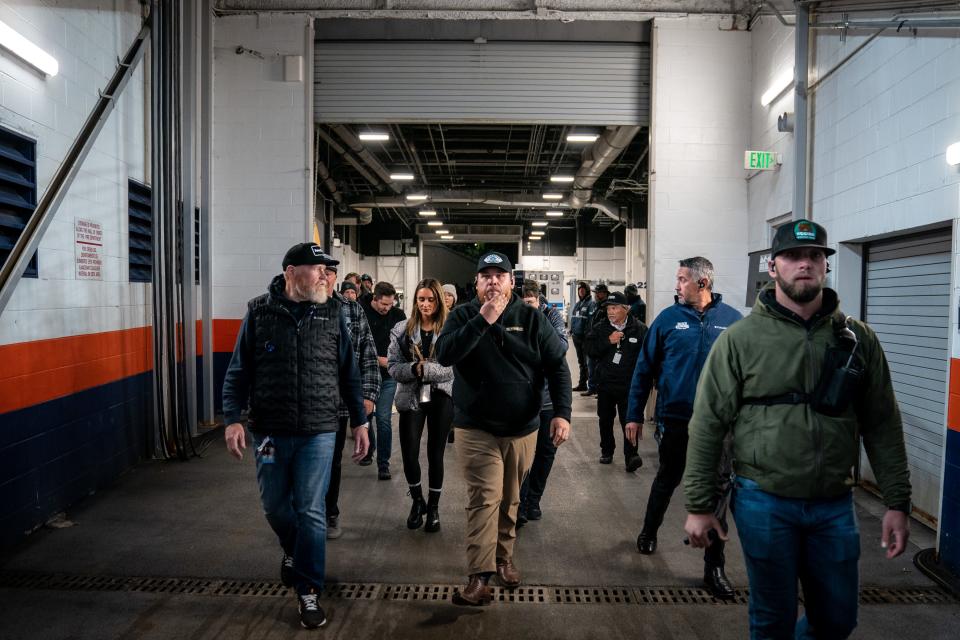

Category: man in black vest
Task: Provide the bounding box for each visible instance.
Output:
[223,242,369,630]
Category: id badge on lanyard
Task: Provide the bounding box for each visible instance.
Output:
[612,351,622,365]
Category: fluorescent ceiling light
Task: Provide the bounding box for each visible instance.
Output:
[567,133,599,143]
[434,229,447,234]
[0,20,59,76]
[542,193,563,200]
[441,235,455,240]
[427,221,443,226]
[761,70,794,107]
[545,210,563,217]
[406,194,428,201]
[528,236,541,240]
[390,172,415,181]
[530,232,545,237]
[550,175,575,183]
[418,209,437,216]
[359,132,389,141]
[947,142,960,167]
[532,221,548,227]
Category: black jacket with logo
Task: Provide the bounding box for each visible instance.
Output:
[586,314,648,395]
[435,293,572,437]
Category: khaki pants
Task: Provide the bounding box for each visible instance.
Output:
[456,426,537,575]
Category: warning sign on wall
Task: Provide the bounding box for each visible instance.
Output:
[75,218,103,280]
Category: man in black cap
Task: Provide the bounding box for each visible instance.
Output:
[340,281,358,302]
[581,283,610,397]
[358,274,374,305]
[435,251,572,606]
[586,291,647,470]
[684,220,911,636]
[223,242,369,629]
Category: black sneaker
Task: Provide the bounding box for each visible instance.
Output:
[280,554,295,587]
[297,591,327,629]
[378,467,391,481]
[626,456,643,473]
[599,455,613,464]
[580,389,597,397]
[525,503,542,521]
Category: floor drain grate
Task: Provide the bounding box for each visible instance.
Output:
[1,572,956,606]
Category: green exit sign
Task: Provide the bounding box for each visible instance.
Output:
[744,150,782,170]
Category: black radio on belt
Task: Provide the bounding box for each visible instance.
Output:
[810,316,864,417]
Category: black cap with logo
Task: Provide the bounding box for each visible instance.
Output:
[601,291,629,307]
[594,283,609,293]
[282,242,339,269]
[771,220,835,258]
[476,251,513,273]
[340,281,357,294]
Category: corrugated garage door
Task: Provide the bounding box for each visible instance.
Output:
[314,41,649,125]
[862,229,952,523]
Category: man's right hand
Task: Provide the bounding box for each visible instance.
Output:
[608,331,624,345]
[225,423,246,460]
[377,356,388,369]
[684,513,728,548]
[479,292,509,324]
[625,421,642,446]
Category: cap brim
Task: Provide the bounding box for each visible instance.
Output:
[772,244,836,258]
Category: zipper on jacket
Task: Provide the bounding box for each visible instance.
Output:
[805,327,823,491]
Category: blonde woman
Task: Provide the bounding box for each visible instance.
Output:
[387,278,454,532]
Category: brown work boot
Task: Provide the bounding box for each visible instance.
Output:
[452,574,492,606]
[496,558,521,588]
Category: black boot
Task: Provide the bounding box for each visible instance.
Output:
[407,485,427,530]
[704,565,735,600]
[425,489,441,533]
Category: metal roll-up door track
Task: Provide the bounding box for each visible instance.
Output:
[862,229,952,524]
[314,41,649,125]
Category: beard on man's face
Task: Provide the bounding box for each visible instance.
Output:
[293,274,328,304]
[774,272,823,304]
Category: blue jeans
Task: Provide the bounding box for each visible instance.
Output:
[368,376,397,469]
[253,431,336,595]
[586,356,598,391]
[732,477,860,640]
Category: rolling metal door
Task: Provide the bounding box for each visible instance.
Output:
[862,230,952,522]
[314,41,649,125]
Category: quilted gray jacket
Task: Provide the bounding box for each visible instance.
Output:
[387,320,454,412]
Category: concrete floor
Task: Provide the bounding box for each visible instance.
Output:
[1,352,957,638]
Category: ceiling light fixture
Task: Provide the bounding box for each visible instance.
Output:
[532,221,548,227]
[0,20,59,76]
[760,70,794,107]
[528,236,541,240]
[427,221,443,226]
[947,142,960,167]
[390,172,415,181]
[406,194,428,201]
[434,229,447,234]
[545,210,563,217]
[358,132,390,141]
[567,133,599,143]
[418,209,437,216]
[550,175,575,183]
[441,235,455,240]
[542,193,563,200]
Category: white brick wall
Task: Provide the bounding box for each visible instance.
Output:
[212,15,313,319]
[650,17,751,315]
[0,1,146,345]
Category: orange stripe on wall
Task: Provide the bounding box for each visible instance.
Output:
[214,319,243,354]
[0,327,153,415]
[948,358,960,433]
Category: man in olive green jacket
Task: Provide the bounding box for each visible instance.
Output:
[683,219,911,639]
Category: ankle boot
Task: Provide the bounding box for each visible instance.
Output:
[407,485,427,530]
[425,490,441,533]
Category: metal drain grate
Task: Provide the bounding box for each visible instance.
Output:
[2,572,956,607]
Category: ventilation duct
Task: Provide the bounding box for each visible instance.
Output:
[567,125,641,220]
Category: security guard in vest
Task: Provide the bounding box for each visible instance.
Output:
[223,242,370,630]
[683,221,912,638]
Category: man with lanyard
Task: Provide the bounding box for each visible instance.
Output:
[625,256,742,599]
[683,220,911,637]
[569,281,596,392]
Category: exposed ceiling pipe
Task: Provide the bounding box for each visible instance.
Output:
[333,209,373,225]
[330,124,402,193]
[568,125,641,220]
[316,126,382,189]
[316,159,343,206]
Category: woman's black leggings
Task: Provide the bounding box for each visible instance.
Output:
[398,390,453,490]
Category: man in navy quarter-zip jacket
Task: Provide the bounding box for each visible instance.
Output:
[624,256,743,600]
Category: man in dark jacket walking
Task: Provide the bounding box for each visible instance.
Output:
[586,291,647,471]
[436,252,572,606]
[222,242,369,629]
[569,281,595,391]
[625,256,743,600]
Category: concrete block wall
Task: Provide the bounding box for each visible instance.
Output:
[649,17,751,316]
[0,1,149,545]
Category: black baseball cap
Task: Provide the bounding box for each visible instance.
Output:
[594,283,609,293]
[771,219,835,258]
[360,273,373,282]
[476,251,512,273]
[601,291,629,307]
[340,281,357,294]
[282,242,339,269]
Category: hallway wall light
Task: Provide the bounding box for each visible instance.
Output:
[760,70,794,107]
[947,142,960,167]
[0,20,59,76]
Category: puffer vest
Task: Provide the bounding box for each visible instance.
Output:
[248,282,341,434]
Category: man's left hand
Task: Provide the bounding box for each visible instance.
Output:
[363,399,375,417]
[881,509,910,559]
[550,417,571,447]
[684,513,728,548]
[351,425,370,463]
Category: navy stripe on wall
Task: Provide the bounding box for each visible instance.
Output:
[940,428,960,576]
[0,372,151,548]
